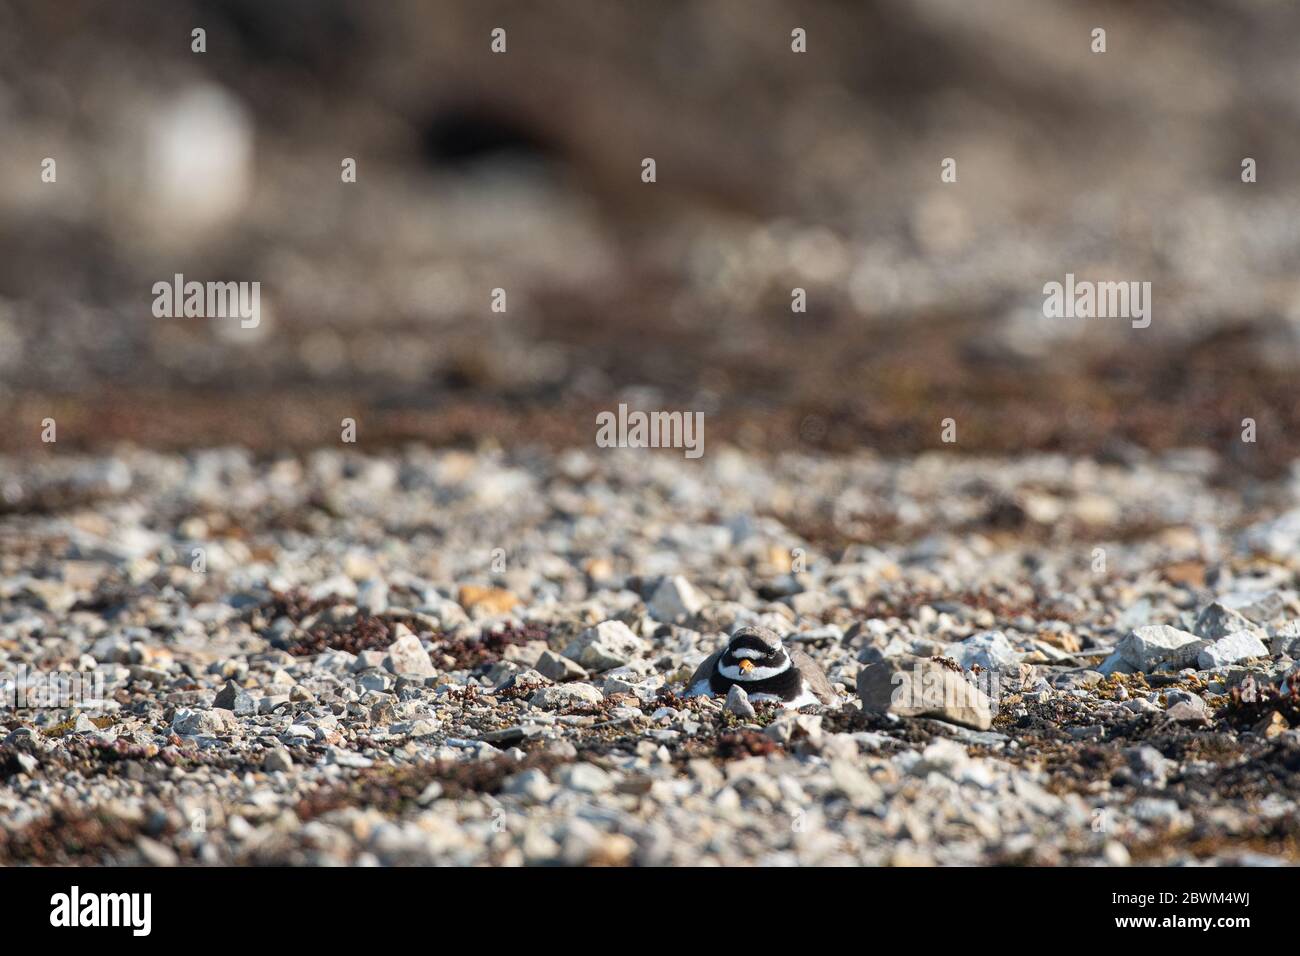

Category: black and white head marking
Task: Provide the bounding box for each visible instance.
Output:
[717,628,790,681]
[706,626,803,701]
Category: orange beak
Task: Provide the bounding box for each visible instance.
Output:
[738,659,755,674]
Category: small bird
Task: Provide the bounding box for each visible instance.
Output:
[685,625,836,709]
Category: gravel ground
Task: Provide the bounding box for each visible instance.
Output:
[3,444,1300,866]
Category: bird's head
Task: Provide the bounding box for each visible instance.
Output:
[719,625,790,681]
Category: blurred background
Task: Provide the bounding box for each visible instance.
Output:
[2,0,1300,471]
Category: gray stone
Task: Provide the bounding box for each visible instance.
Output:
[856,657,993,730]
[561,620,646,672]
[14,752,38,775]
[858,638,910,664]
[1164,690,1209,722]
[383,624,435,678]
[535,649,588,682]
[914,738,971,776]
[71,714,97,734]
[479,724,546,745]
[647,576,705,623]
[494,667,551,693]
[555,762,613,794]
[763,713,823,747]
[172,707,236,736]
[350,650,387,672]
[327,749,374,769]
[1193,602,1262,641]
[1126,745,1172,787]
[128,665,169,687]
[1197,631,1268,670]
[724,683,756,718]
[1097,651,1136,676]
[356,669,393,693]
[356,579,389,615]
[941,630,1021,671]
[502,767,556,802]
[1116,625,1207,672]
[829,760,883,808]
[263,749,293,772]
[1217,590,1285,623]
[213,679,256,716]
[1270,620,1300,657]
[530,682,603,710]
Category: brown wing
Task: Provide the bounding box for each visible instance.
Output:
[790,648,837,705]
[685,649,722,693]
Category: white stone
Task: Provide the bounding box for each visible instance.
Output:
[647,575,705,623]
[384,624,435,678]
[1116,625,1206,672]
[941,630,1021,671]
[562,620,646,672]
[1197,631,1269,670]
[530,682,603,710]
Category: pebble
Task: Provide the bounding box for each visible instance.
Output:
[724,684,756,718]
[1163,690,1209,722]
[3,445,1296,867]
[941,630,1021,671]
[647,575,704,623]
[535,649,589,682]
[456,585,519,616]
[213,680,257,716]
[530,683,603,710]
[561,620,645,672]
[555,763,613,795]
[264,749,294,773]
[172,708,237,737]
[384,624,436,678]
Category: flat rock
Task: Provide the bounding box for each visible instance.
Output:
[555,762,613,794]
[456,585,519,616]
[941,630,1021,671]
[561,620,645,672]
[1197,631,1268,669]
[1116,625,1206,672]
[530,682,603,710]
[536,649,589,682]
[1164,690,1209,722]
[856,657,993,730]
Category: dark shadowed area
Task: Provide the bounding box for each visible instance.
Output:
[2,0,1298,471]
